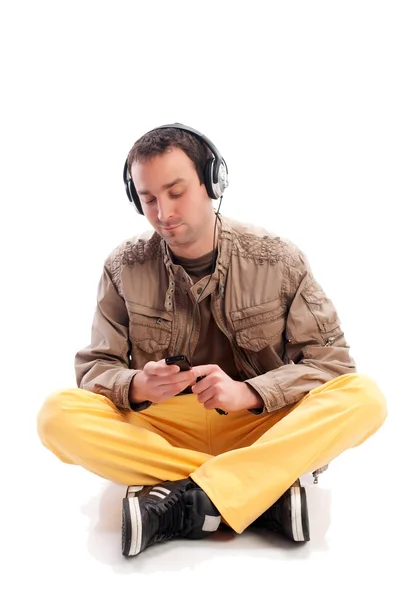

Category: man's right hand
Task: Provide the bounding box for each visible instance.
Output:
[129,358,197,405]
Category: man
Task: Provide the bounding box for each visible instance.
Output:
[37,123,387,558]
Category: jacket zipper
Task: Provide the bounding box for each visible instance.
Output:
[324,332,344,347]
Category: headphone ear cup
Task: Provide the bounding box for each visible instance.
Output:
[123,159,144,214]
[204,157,228,199]
[204,158,218,199]
[128,181,144,215]
[216,159,228,197]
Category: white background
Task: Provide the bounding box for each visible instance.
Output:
[1,2,400,599]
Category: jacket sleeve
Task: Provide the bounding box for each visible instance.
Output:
[74,258,151,412]
[246,251,356,413]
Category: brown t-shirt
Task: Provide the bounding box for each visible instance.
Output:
[172,250,241,380]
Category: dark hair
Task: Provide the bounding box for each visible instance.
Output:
[127,127,212,185]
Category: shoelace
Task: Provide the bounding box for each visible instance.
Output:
[151,492,187,543]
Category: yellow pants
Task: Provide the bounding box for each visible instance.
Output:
[37,373,387,533]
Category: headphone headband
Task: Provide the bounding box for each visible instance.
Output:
[154,123,221,166]
[123,122,228,214]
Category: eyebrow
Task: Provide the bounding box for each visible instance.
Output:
[137,178,186,196]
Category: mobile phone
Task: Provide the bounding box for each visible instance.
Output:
[165,355,192,371]
[166,355,192,396]
[165,355,227,414]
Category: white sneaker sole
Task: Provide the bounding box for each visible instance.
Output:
[290,484,309,542]
[122,486,144,557]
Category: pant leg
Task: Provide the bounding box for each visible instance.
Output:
[37,388,213,485]
[191,373,387,533]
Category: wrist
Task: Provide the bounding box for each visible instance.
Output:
[129,371,147,404]
[243,382,264,410]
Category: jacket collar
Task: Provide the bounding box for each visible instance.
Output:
[160,213,234,311]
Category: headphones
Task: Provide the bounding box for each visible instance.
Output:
[123,123,229,215]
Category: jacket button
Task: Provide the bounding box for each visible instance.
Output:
[197,287,203,295]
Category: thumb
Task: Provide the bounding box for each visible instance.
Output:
[192,364,217,380]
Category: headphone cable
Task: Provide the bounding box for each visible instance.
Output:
[186,197,223,364]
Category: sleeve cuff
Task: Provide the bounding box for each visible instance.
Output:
[113,368,153,411]
[244,375,287,413]
[130,399,153,412]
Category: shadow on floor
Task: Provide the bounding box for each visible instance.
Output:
[81,480,332,573]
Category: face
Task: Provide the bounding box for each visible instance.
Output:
[131,147,216,258]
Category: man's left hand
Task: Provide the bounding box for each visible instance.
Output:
[191,364,264,413]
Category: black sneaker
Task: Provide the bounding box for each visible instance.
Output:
[252,479,310,542]
[122,478,221,557]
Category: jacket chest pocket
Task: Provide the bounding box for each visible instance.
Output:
[231,298,287,372]
[300,288,341,335]
[126,301,173,369]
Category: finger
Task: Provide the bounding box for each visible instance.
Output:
[149,371,196,388]
[203,398,220,411]
[191,373,217,395]
[145,361,180,376]
[191,378,207,395]
[142,361,159,375]
[191,364,219,380]
[157,358,182,374]
[152,387,187,402]
[149,375,196,396]
[195,388,214,405]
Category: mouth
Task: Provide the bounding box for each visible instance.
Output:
[160,223,182,231]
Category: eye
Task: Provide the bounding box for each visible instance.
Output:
[170,193,183,199]
[144,197,156,205]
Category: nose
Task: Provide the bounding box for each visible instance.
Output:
[157,196,176,223]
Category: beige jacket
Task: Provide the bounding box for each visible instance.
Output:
[75,215,356,413]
